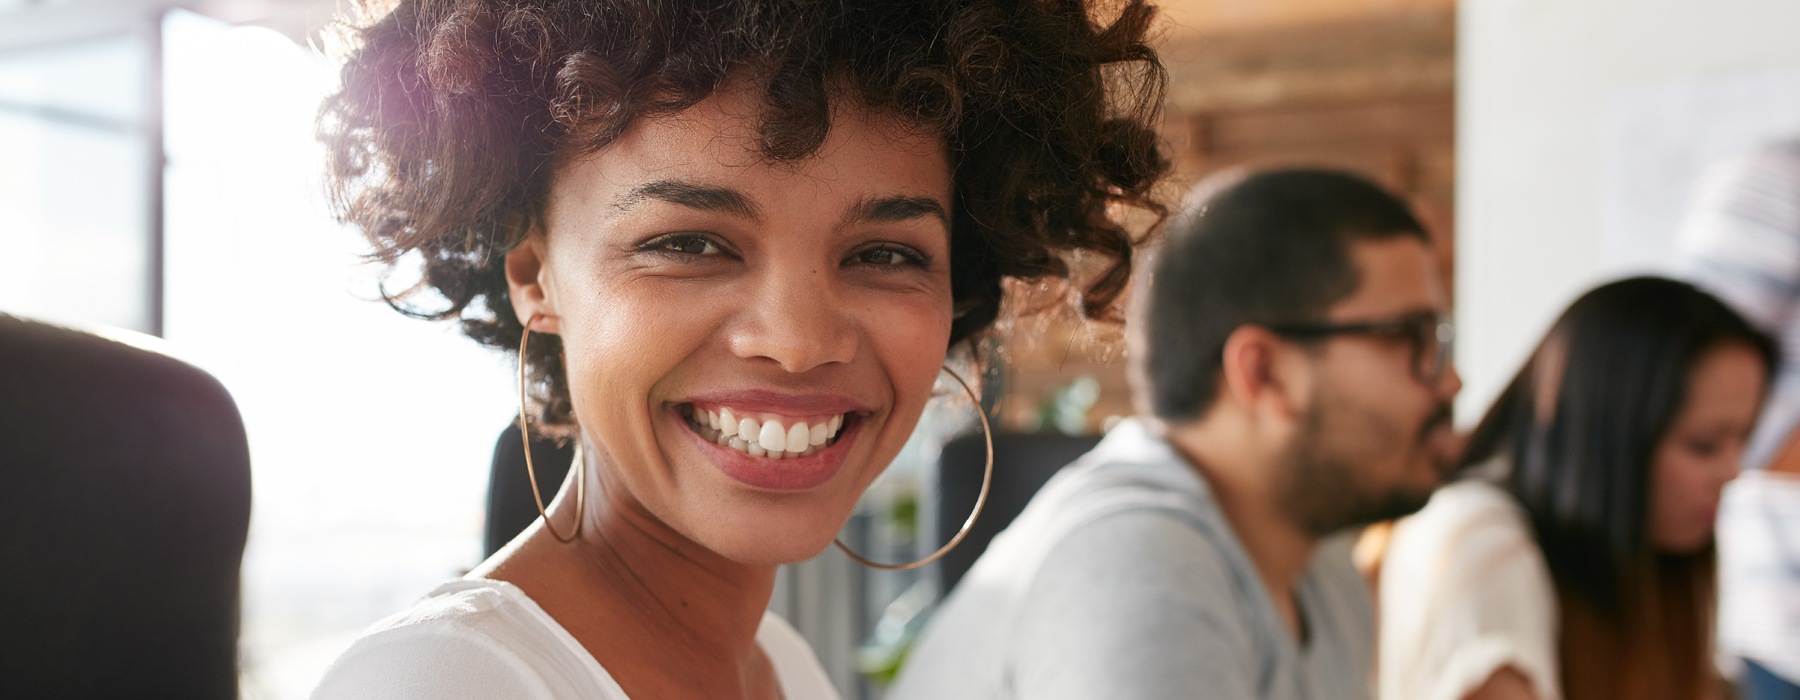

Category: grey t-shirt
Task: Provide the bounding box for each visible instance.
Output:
[889,419,1373,700]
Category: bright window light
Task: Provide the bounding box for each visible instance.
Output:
[161,12,515,699]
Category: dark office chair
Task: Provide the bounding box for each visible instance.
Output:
[935,431,1102,593]
[484,422,576,557]
[0,314,252,699]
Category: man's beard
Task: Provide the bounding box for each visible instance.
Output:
[1276,392,1454,538]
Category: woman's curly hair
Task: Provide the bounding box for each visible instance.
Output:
[321,0,1170,433]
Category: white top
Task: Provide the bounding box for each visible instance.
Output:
[311,578,839,700]
[891,419,1375,700]
[1378,480,1561,700]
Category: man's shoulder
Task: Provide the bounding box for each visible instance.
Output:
[1030,506,1249,616]
[1036,424,1220,525]
[1300,535,1377,648]
[1015,428,1258,609]
[1004,509,1299,697]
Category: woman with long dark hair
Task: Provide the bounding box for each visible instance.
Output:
[1379,276,1778,700]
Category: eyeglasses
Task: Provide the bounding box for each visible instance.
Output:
[1265,311,1455,384]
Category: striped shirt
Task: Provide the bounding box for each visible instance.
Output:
[1673,139,1800,684]
[1676,139,1800,469]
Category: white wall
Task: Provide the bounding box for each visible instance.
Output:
[1458,0,1800,420]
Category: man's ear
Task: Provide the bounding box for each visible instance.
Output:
[505,233,560,333]
[1219,326,1307,422]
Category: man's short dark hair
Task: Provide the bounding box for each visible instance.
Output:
[1139,169,1428,422]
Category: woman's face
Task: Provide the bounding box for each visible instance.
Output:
[1648,342,1767,553]
[507,84,955,564]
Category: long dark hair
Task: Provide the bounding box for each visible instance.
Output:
[1461,276,1776,699]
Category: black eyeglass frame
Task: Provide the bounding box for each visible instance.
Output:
[1263,311,1455,384]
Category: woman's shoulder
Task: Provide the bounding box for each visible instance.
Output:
[1379,481,1564,700]
[1384,479,1550,602]
[1400,480,1532,542]
[362,579,543,632]
[310,579,625,700]
[313,580,839,700]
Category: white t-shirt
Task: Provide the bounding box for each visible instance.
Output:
[1378,480,1561,700]
[311,578,839,700]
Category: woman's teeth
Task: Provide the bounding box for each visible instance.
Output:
[688,407,846,459]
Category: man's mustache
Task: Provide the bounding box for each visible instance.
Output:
[1418,405,1453,441]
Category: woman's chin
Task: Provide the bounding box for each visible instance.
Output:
[702,524,844,567]
[666,496,856,566]
[666,438,895,566]
[1652,524,1716,555]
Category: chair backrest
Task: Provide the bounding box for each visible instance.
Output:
[0,315,252,699]
[935,431,1102,592]
[484,422,575,557]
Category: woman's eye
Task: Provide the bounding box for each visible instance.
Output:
[851,244,927,268]
[1685,439,1723,458]
[644,234,723,257]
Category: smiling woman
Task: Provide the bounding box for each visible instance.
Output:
[308,0,1168,698]
[507,88,959,565]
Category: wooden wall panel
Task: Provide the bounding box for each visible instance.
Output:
[990,6,1458,434]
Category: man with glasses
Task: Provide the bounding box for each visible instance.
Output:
[891,169,1461,700]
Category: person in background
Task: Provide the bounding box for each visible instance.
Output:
[306,0,1170,697]
[891,169,1462,700]
[1379,277,1777,700]
[1673,139,1800,700]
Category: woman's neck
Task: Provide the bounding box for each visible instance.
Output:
[474,458,782,699]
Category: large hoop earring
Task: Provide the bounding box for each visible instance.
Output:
[519,313,583,544]
[833,366,993,571]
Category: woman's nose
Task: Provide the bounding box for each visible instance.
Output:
[725,266,858,373]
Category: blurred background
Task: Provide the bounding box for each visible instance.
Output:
[4,0,1800,697]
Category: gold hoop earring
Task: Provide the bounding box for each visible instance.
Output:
[834,366,993,571]
[519,313,583,543]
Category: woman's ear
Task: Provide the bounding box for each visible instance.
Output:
[505,233,561,333]
[1219,326,1308,422]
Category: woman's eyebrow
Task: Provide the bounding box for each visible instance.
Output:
[614,179,761,220]
[843,195,949,227]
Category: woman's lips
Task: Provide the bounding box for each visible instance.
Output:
[674,405,861,491]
